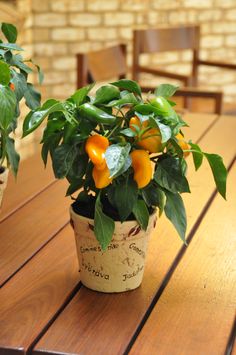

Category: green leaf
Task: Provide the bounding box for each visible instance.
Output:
[66,153,88,182]
[0,60,10,85]
[34,63,44,84]
[22,102,65,137]
[11,70,27,101]
[0,84,16,129]
[204,153,227,199]
[5,136,20,176]
[164,190,187,243]
[93,85,120,105]
[189,142,203,170]
[78,103,116,125]
[94,193,115,250]
[66,178,84,196]
[105,143,131,178]
[107,92,139,107]
[111,79,142,97]
[52,144,76,179]
[168,138,184,158]
[149,117,172,143]
[120,128,136,137]
[113,177,138,222]
[41,133,62,166]
[71,83,95,107]
[133,199,149,231]
[10,54,32,74]
[154,156,190,193]
[24,83,41,109]
[1,23,17,43]
[142,182,165,215]
[0,43,23,51]
[154,84,179,97]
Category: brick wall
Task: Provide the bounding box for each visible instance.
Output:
[21,0,236,105]
[2,0,236,160]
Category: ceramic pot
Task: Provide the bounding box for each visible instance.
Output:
[70,207,157,293]
[0,167,9,208]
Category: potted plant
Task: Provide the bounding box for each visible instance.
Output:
[0,22,42,206]
[22,80,227,293]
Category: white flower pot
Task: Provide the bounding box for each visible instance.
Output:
[70,206,157,293]
[0,167,9,208]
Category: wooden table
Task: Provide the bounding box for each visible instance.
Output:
[0,113,235,355]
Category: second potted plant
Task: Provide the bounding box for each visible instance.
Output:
[0,22,42,206]
[23,80,227,293]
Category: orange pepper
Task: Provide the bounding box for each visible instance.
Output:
[9,82,15,91]
[85,135,109,170]
[176,133,190,157]
[130,150,152,188]
[92,164,112,189]
[129,116,162,153]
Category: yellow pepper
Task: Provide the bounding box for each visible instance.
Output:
[92,164,112,189]
[129,116,162,153]
[176,133,190,157]
[130,150,152,188]
[85,134,109,170]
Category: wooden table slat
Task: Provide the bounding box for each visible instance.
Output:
[0,180,70,286]
[0,153,54,222]
[0,225,79,354]
[32,115,236,354]
[130,162,236,355]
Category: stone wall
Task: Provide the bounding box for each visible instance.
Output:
[22,0,236,104]
[1,0,236,160]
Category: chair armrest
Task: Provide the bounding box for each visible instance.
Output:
[138,66,190,84]
[198,59,236,70]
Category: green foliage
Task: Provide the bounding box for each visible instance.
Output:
[154,155,190,193]
[104,143,131,178]
[164,190,187,243]
[142,182,165,215]
[154,83,179,97]
[0,85,16,130]
[93,85,120,105]
[94,193,115,251]
[111,79,142,97]
[0,60,10,85]
[1,23,17,43]
[112,177,138,222]
[133,199,149,231]
[189,142,203,170]
[204,153,227,199]
[23,80,228,250]
[0,22,42,175]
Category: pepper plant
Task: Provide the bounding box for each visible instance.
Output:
[0,22,42,175]
[23,80,227,250]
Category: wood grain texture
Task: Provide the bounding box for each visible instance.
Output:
[0,225,79,354]
[232,338,236,355]
[130,162,236,355]
[0,153,54,222]
[0,180,70,286]
[32,115,236,355]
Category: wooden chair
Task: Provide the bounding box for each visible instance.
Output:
[132,25,232,114]
[76,42,223,114]
[76,44,127,88]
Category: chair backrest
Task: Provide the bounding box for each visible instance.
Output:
[76,44,127,88]
[133,26,200,83]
